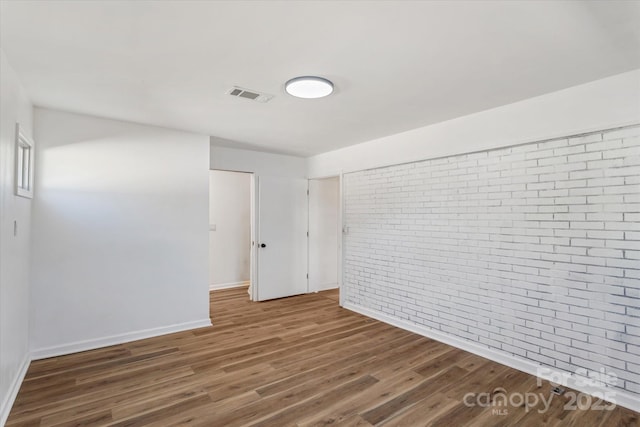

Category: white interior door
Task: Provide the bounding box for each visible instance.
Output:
[256,176,308,301]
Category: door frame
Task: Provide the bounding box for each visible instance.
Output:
[250,174,258,301]
[209,169,344,305]
[208,169,257,300]
[307,173,344,306]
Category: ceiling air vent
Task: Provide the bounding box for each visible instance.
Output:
[226,86,274,103]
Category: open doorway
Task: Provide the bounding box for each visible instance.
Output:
[209,170,252,298]
[308,176,340,303]
[209,170,310,306]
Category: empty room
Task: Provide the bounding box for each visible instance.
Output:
[1,1,639,426]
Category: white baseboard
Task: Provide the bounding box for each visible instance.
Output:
[343,302,640,413]
[31,319,212,361]
[0,353,30,427]
[209,281,249,291]
[311,282,339,292]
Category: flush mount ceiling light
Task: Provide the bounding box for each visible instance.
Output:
[285,76,334,99]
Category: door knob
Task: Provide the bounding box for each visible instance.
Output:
[260,243,266,248]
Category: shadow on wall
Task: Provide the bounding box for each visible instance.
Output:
[30,108,210,354]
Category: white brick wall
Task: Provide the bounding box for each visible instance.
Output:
[343,125,640,399]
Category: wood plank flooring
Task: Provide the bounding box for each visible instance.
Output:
[7,287,639,426]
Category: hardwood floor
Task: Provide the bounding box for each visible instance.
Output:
[7,287,639,426]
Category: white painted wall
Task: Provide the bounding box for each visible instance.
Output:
[30,108,211,358]
[343,125,640,411]
[308,69,640,177]
[0,49,33,426]
[308,177,339,292]
[210,144,306,178]
[209,170,251,289]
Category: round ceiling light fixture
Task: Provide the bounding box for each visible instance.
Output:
[285,76,334,99]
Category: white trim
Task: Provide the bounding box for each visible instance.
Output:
[0,353,30,427]
[250,174,258,302]
[252,175,260,302]
[306,179,310,295]
[209,281,249,291]
[338,171,345,307]
[30,319,212,361]
[14,123,35,199]
[307,172,341,180]
[310,282,339,292]
[343,302,640,413]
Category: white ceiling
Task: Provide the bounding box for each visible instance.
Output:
[1,1,639,156]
